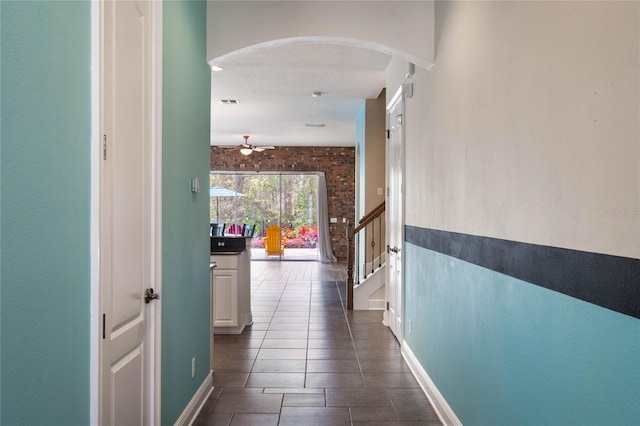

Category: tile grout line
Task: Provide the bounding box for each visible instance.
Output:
[303,278,312,391]
[334,280,367,387]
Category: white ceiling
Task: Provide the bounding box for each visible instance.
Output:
[210,41,391,148]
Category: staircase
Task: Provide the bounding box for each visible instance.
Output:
[346,202,386,310]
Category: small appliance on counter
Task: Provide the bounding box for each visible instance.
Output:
[210,236,246,253]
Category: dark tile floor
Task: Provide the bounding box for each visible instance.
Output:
[194,261,442,426]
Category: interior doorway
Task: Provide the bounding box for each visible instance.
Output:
[210,172,319,261]
[385,87,406,342]
[97,1,162,424]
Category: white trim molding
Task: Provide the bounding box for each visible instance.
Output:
[402,343,462,426]
[174,372,213,426]
[151,1,163,424]
[208,36,434,71]
[89,1,101,424]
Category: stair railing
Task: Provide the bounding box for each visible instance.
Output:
[346,201,385,310]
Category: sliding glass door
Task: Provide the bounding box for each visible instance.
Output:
[210,172,319,261]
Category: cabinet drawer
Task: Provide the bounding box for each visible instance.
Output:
[210,255,238,270]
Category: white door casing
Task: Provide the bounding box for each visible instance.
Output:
[385,87,405,342]
[99,1,162,425]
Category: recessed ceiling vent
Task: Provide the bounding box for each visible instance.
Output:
[219,99,239,105]
[305,123,326,128]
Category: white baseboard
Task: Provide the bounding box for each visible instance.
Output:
[214,317,252,335]
[173,370,213,426]
[213,324,246,334]
[402,343,462,426]
[368,299,386,310]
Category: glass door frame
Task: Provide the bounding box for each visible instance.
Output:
[210,171,320,261]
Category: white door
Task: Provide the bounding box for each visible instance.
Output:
[100,1,160,424]
[386,89,404,342]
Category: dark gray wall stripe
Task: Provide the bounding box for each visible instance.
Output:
[405,225,640,319]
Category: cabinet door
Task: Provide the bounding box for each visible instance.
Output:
[213,269,238,327]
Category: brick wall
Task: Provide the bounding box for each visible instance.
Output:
[210,146,355,260]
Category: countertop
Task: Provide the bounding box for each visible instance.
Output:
[210,250,247,256]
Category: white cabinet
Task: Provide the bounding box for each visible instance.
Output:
[210,249,252,334]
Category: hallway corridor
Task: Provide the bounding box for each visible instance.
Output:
[194,261,441,425]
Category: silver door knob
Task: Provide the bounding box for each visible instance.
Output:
[144,288,160,304]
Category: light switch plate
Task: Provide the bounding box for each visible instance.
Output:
[191,178,200,193]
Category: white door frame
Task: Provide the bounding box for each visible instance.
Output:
[384,85,410,342]
[90,1,163,424]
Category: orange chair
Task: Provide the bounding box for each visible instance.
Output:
[264,224,285,257]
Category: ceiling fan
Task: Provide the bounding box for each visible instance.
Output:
[219,135,275,156]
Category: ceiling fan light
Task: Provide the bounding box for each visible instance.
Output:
[240,148,253,156]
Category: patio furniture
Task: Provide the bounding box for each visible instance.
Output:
[242,224,256,237]
[264,224,285,257]
[210,223,225,236]
[227,224,242,235]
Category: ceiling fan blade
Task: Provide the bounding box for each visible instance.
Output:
[217,145,239,150]
[253,146,275,152]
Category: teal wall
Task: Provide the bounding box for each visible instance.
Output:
[0,1,91,425]
[162,0,212,424]
[1,1,211,424]
[404,242,640,425]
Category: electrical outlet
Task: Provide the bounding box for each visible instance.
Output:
[192,357,196,378]
[408,319,412,334]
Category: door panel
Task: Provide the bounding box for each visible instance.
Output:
[111,348,144,426]
[213,269,238,327]
[100,1,155,424]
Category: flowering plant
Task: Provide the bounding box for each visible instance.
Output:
[251,224,318,249]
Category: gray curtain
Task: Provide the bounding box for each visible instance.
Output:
[317,173,337,263]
